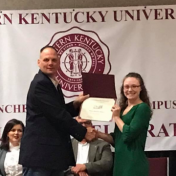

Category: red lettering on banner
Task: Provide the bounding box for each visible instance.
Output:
[31,13,39,24]
[93,124,110,133]
[94,123,175,137]
[113,11,123,22]
[5,105,12,113]
[124,10,135,21]
[157,101,163,109]
[152,100,176,109]
[104,125,109,134]
[74,12,84,23]
[141,9,152,20]
[0,14,12,25]
[14,105,21,113]
[19,13,29,24]
[41,13,50,23]
[148,124,156,137]
[157,124,169,137]
[148,123,176,137]
[54,36,72,49]
[169,123,176,136]
[87,11,97,22]
[154,9,163,20]
[0,104,26,113]
[173,100,176,109]
[165,8,175,19]
[22,104,26,113]
[0,106,3,113]
[1,8,175,26]
[52,12,62,24]
[114,8,175,22]
[58,78,83,91]
[98,11,108,22]
[63,12,72,23]
[164,101,172,109]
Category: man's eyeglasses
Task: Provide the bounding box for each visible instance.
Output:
[123,85,140,90]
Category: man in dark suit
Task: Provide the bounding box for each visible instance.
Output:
[19,46,96,176]
[71,118,113,176]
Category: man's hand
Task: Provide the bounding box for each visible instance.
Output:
[78,171,88,176]
[71,164,86,174]
[73,94,89,109]
[75,116,88,123]
[85,127,96,142]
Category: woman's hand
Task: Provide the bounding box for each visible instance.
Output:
[95,129,114,145]
[111,104,121,118]
[111,104,124,132]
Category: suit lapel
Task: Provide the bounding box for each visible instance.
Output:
[38,70,65,105]
[0,149,7,176]
[88,141,98,162]
[72,139,78,162]
[56,84,65,105]
[38,70,58,93]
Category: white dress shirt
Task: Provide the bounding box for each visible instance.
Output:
[49,77,59,89]
[76,142,90,164]
[4,143,22,176]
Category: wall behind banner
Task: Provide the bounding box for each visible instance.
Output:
[0,0,176,10]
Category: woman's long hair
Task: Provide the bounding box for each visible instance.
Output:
[0,119,25,151]
[119,72,152,117]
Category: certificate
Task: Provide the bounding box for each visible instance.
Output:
[79,98,115,122]
[82,73,117,99]
[80,72,117,121]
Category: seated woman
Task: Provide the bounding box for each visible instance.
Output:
[0,119,24,176]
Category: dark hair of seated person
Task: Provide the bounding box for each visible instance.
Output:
[0,119,25,151]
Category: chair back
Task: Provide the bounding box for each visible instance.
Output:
[148,157,167,176]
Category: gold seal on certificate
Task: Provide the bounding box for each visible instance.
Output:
[80,98,115,122]
[80,73,117,122]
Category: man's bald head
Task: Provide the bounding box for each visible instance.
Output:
[38,46,59,78]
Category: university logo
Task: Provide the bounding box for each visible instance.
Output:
[47,27,111,98]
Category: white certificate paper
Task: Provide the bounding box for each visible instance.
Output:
[79,98,115,122]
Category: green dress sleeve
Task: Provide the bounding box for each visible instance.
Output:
[122,103,150,143]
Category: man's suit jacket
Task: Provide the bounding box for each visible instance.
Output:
[19,70,87,171]
[72,139,113,176]
[0,149,7,176]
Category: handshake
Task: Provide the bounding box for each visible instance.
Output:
[85,126,97,142]
[76,117,98,142]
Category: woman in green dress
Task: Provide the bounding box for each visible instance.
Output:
[97,72,152,176]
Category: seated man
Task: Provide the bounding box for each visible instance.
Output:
[71,118,113,176]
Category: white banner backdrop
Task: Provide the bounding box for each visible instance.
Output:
[0,5,176,151]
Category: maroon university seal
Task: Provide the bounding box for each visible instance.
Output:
[47,27,111,98]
